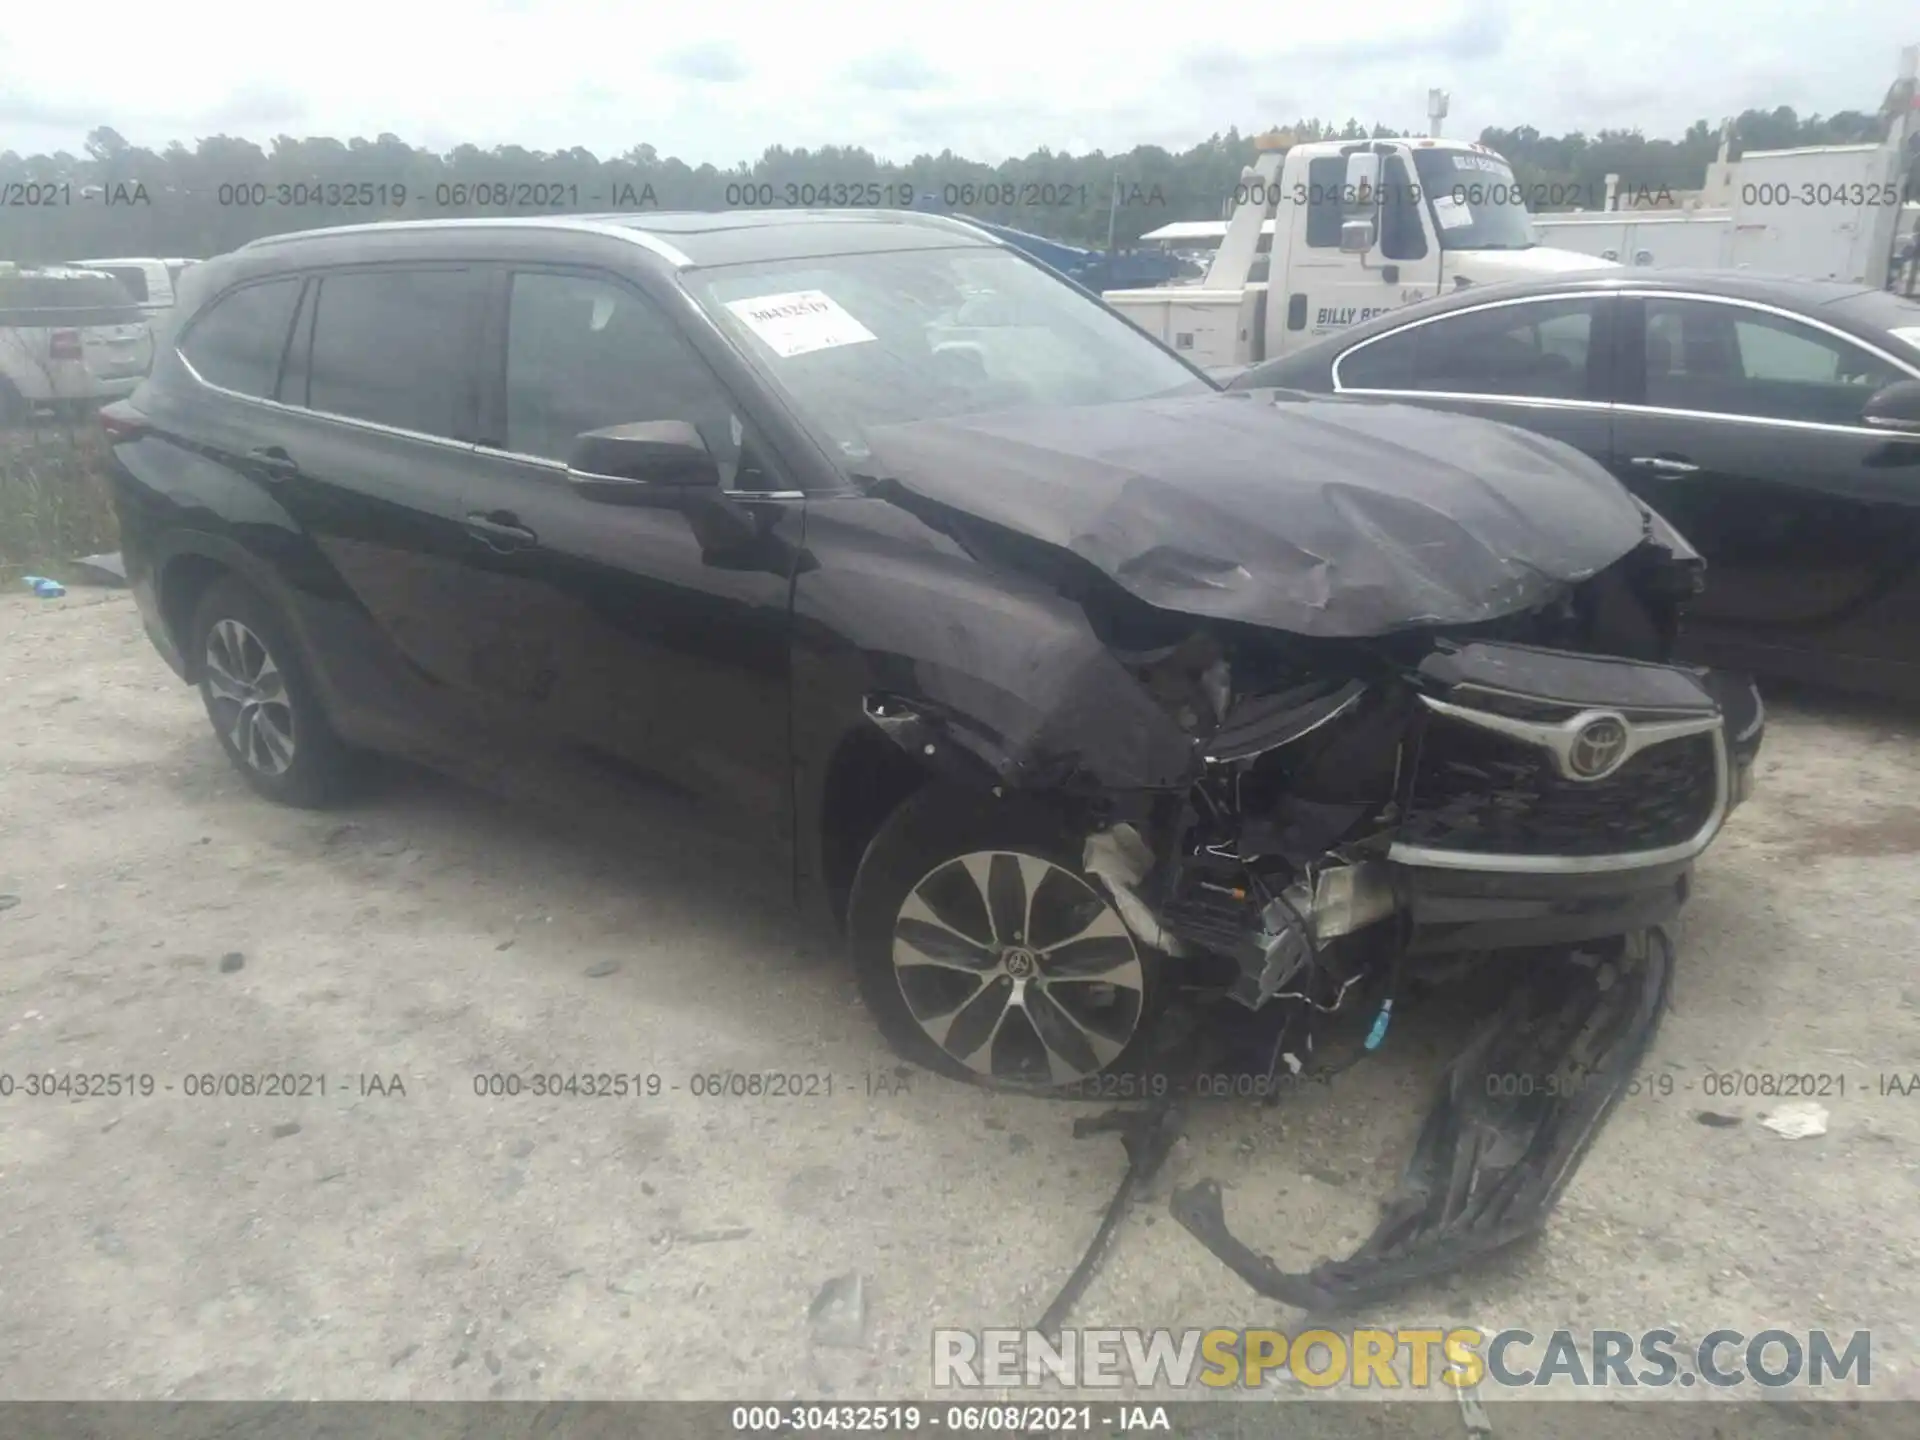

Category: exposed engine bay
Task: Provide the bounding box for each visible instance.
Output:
[864,533,1756,1020]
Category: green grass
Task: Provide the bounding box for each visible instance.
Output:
[0,419,120,586]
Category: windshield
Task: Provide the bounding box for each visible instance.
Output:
[682,246,1211,464]
[1412,150,1539,252]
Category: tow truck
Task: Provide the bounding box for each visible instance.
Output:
[1102,131,1618,369]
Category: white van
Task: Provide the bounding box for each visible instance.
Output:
[0,266,155,422]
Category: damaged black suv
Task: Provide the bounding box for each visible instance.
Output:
[103,211,1763,1095]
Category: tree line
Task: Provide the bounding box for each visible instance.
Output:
[1,95,1910,265]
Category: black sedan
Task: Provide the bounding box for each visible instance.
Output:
[1234,270,1920,701]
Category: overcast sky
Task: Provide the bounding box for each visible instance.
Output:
[2,1,1914,164]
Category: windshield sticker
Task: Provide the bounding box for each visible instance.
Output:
[725,290,877,358]
[1432,193,1474,231]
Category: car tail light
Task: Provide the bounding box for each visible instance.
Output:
[49,329,83,360]
[98,403,147,441]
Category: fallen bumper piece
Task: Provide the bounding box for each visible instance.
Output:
[1171,928,1675,1312]
[1036,1102,1188,1336]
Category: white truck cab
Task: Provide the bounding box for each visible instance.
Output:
[1105,133,1617,369]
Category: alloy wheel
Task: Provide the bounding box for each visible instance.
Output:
[203,618,297,777]
[891,850,1146,1087]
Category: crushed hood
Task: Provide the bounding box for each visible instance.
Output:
[860,390,1651,640]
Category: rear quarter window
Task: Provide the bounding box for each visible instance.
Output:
[177,278,304,398]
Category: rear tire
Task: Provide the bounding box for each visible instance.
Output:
[188,577,359,808]
[847,785,1166,1093]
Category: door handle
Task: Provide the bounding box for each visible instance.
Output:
[1628,456,1700,475]
[464,512,538,551]
[247,445,299,480]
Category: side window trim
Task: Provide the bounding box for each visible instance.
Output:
[476,263,515,453]
[1331,293,1615,405]
[1612,294,1648,406]
[273,277,314,407]
[1586,289,1620,402]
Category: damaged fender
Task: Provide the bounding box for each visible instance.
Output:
[796,497,1201,795]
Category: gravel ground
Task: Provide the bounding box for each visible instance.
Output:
[2,587,1918,1429]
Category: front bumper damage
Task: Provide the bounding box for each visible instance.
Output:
[849,399,1764,1313]
[865,628,1760,1317]
[1053,635,1759,1013]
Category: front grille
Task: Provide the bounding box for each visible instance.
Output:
[1400,713,1719,858]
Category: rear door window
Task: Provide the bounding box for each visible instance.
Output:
[306,268,478,439]
[177,279,303,398]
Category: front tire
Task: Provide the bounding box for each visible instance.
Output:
[847,786,1165,1092]
[188,577,357,808]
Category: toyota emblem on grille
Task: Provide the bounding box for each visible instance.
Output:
[1568,716,1631,780]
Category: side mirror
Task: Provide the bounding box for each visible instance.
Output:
[1862,379,1920,434]
[566,420,720,503]
[1340,218,1377,254]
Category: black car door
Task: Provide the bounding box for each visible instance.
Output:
[239,263,500,763]
[449,264,803,849]
[1608,293,1920,685]
[1329,292,1619,466]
